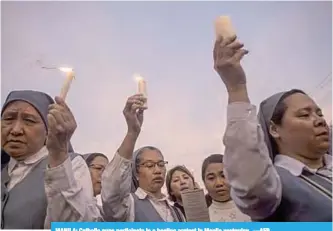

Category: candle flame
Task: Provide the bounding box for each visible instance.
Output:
[58,67,73,73]
[134,73,144,82]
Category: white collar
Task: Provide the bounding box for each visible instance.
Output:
[8,146,48,173]
[135,187,169,202]
[274,154,332,176]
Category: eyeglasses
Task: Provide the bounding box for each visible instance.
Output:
[89,164,106,172]
[138,161,168,169]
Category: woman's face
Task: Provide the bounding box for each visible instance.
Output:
[204,162,231,202]
[170,170,195,200]
[1,101,46,160]
[270,93,330,158]
[88,155,108,196]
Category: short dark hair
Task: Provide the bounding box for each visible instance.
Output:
[205,194,213,207]
[166,165,195,202]
[85,153,109,166]
[201,154,223,182]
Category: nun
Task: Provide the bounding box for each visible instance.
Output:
[254,89,332,221]
[101,94,185,222]
[212,33,332,221]
[221,87,332,221]
[1,90,100,229]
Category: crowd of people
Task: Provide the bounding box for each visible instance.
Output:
[1,35,332,228]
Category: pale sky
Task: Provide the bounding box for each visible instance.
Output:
[1,1,332,188]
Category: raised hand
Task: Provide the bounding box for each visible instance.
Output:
[123,94,147,136]
[213,35,249,92]
[46,96,76,164]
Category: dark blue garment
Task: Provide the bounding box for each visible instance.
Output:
[1,150,10,171]
[259,166,332,221]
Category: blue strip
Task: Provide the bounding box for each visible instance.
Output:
[51,222,333,231]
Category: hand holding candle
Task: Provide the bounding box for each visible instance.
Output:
[213,15,249,95]
[59,67,75,101]
[134,74,148,108]
[214,16,236,40]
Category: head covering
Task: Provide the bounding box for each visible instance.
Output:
[1,90,74,153]
[257,91,286,159]
[201,154,223,181]
[166,165,195,202]
[258,89,308,159]
[131,146,163,192]
[83,152,109,166]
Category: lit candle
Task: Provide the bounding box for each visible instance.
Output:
[214,16,236,40]
[134,74,148,108]
[59,67,75,101]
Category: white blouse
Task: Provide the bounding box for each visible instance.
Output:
[209,200,251,222]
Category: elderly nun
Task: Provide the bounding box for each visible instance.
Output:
[1,90,100,229]
[101,94,185,222]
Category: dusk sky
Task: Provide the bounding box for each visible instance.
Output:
[2,1,332,188]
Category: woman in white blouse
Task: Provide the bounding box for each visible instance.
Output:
[202,154,250,222]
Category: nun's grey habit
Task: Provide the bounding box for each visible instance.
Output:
[1,90,99,228]
[101,145,185,221]
[131,148,143,192]
[257,91,332,221]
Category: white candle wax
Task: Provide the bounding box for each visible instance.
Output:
[214,16,236,40]
[138,79,147,96]
[60,70,75,100]
[135,75,148,108]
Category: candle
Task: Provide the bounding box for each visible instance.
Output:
[134,74,148,108]
[59,67,75,101]
[214,16,236,40]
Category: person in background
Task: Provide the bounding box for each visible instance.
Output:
[1,90,100,229]
[101,94,185,222]
[202,154,250,222]
[213,34,332,221]
[166,165,198,218]
[83,153,109,207]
